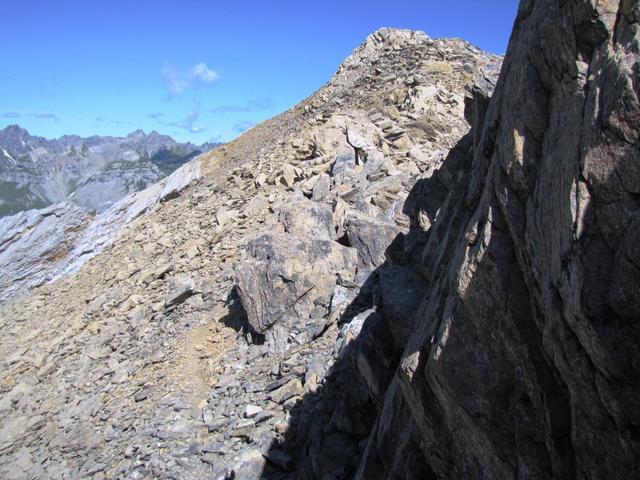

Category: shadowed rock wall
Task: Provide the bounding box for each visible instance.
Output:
[356,0,640,477]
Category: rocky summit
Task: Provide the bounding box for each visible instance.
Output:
[0,2,639,480]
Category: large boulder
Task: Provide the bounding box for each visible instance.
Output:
[278,195,335,240]
[234,233,358,353]
[343,211,402,270]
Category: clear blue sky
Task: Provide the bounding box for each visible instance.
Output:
[0,1,519,144]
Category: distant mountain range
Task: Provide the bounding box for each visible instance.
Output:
[0,124,219,217]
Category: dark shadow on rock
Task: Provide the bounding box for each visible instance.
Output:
[221,286,265,345]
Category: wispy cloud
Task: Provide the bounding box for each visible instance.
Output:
[1,111,59,122]
[181,103,203,133]
[161,62,221,98]
[190,62,220,84]
[33,113,59,122]
[93,116,132,126]
[233,119,257,133]
[210,97,274,114]
[161,65,190,97]
[148,112,164,119]
[159,102,204,133]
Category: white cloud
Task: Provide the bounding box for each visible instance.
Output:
[210,96,274,114]
[190,62,220,84]
[182,102,201,131]
[161,65,190,97]
[161,62,220,98]
[1,111,59,122]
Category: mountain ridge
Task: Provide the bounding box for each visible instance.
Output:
[0,124,217,217]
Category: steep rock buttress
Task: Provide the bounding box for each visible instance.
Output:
[300,0,640,478]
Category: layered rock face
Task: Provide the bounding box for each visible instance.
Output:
[0,160,202,305]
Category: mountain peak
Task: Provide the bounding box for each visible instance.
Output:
[0,124,208,218]
[128,129,146,137]
[0,124,31,137]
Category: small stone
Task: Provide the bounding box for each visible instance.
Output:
[244,405,263,418]
[312,173,331,201]
[164,275,194,307]
[201,453,222,467]
[202,442,223,454]
[171,398,190,411]
[207,417,229,433]
[268,379,303,404]
[150,351,165,364]
[143,262,173,284]
[282,395,300,411]
[253,410,274,425]
[134,390,148,402]
[176,442,201,457]
[255,173,267,187]
[111,368,129,384]
[231,449,266,479]
[216,207,237,227]
[85,463,107,475]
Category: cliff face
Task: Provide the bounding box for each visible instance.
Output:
[305,0,640,477]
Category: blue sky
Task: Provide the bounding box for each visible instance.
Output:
[0,1,519,144]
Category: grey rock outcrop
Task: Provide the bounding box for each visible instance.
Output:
[0,159,201,304]
[0,202,91,303]
[235,210,359,352]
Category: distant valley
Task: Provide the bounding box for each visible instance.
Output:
[0,125,218,217]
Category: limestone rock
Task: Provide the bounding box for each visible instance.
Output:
[0,202,90,304]
[165,275,195,307]
[0,159,202,305]
[288,4,640,479]
[278,195,335,240]
[234,232,358,352]
[343,210,403,270]
[311,173,331,201]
